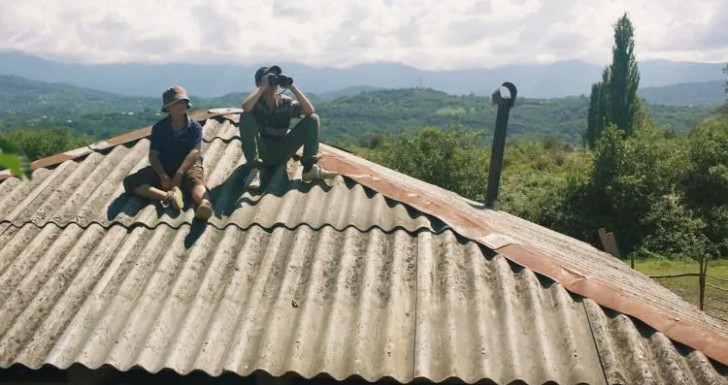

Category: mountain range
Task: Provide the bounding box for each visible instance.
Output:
[0,51,724,99]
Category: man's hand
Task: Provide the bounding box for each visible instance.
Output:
[161,174,174,191]
[260,74,273,90]
[172,171,184,188]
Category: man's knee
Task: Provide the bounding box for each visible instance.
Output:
[301,113,320,132]
[122,175,135,194]
[123,167,158,195]
[303,113,320,125]
[123,172,146,194]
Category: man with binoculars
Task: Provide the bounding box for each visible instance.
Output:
[240,65,335,190]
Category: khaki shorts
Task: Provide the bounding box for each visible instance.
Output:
[123,159,205,193]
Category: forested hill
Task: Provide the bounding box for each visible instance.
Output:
[141,87,720,146]
[637,80,725,106]
[0,75,720,146]
[0,75,157,114]
[316,88,718,146]
[0,75,160,137]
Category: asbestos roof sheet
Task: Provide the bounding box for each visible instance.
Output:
[0,120,445,233]
[1,222,725,384]
[1,115,727,384]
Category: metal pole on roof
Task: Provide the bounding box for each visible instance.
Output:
[485,82,517,209]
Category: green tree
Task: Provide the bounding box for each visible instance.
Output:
[609,13,641,136]
[721,64,728,115]
[640,193,711,260]
[0,128,92,161]
[585,13,642,147]
[0,139,31,179]
[682,119,728,206]
[586,69,610,148]
[680,117,728,257]
[497,138,585,226]
[370,124,489,201]
[557,125,686,254]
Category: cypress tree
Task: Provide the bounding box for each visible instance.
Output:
[585,13,641,147]
[720,64,727,114]
[608,13,640,136]
[586,82,602,148]
[586,68,611,148]
[724,64,727,101]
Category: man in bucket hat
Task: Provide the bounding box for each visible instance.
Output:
[123,85,214,221]
[239,65,335,189]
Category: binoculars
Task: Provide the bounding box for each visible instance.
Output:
[269,75,293,86]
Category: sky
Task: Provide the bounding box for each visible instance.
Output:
[1,0,727,70]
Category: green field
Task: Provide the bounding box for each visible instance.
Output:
[634,259,728,324]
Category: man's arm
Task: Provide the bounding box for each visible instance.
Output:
[241,76,271,112]
[172,149,200,187]
[172,122,203,187]
[286,84,315,115]
[149,149,173,191]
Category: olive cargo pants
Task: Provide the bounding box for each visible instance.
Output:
[239,112,320,169]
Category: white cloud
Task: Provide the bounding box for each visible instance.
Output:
[0,0,726,69]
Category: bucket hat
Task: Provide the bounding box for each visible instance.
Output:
[161,85,192,112]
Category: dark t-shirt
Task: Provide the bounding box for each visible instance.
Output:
[149,115,203,176]
[252,94,302,137]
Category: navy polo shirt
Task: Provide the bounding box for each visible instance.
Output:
[149,115,203,176]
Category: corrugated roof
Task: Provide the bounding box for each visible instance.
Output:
[0,140,445,233]
[1,115,727,384]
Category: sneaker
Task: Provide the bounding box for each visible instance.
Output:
[244,168,261,190]
[302,164,336,183]
[163,186,184,211]
[195,199,213,221]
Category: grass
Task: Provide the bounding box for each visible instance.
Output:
[634,258,728,324]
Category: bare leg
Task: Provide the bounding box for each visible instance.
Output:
[190,184,209,205]
[190,183,213,221]
[133,184,167,200]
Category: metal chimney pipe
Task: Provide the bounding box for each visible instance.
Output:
[485,82,517,209]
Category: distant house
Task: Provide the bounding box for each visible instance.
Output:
[0,110,726,385]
